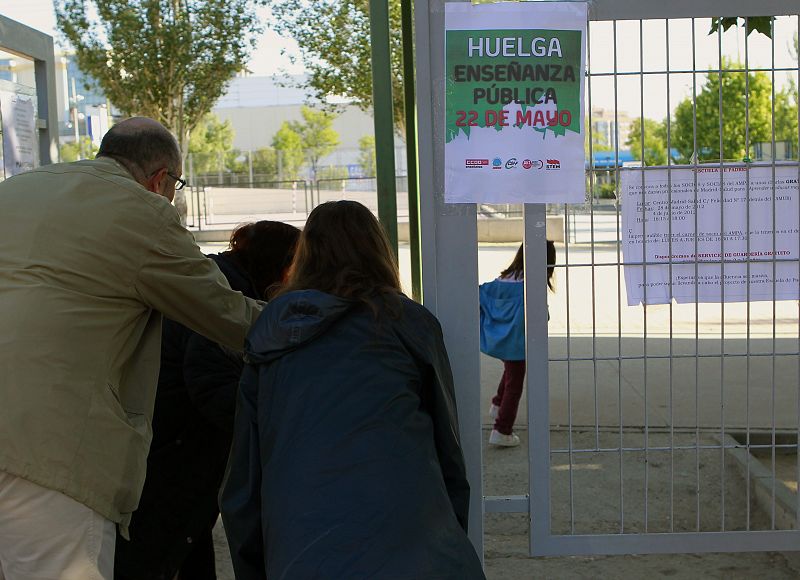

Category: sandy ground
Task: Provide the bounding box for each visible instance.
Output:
[210,428,800,579]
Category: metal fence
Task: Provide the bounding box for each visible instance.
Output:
[184,177,413,230]
[522,5,800,557]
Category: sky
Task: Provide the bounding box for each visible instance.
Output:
[1,0,305,76]
[2,1,798,121]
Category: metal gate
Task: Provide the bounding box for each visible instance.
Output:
[416,0,800,558]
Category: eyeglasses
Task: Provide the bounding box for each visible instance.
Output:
[148,168,188,191]
[167,172,187,191]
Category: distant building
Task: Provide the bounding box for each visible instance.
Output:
[1,55,403,173]
[212,75,405,174]
[591,106,633,152]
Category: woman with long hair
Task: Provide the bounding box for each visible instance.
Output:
[221,201,485,580]
[115,221,300,580]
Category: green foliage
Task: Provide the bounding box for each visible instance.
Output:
[358,135,376,177]
[267,0,406,136]
[709,16,774,39]
[272,122,305,180]
[672,60,777,163]
[59,137,98,162]
[774,83,799,144]
[626,118,668,166]
[593,181,617,200]
[55,0,265,156]
[316,165,349,181]
[188,113,235,174]
[250,147,278,178]
[288,107,340,180]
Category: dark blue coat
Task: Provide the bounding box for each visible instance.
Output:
[221,290,485,580]
[115,251,255,580]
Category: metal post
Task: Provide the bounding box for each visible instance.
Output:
[248,149,254,185]
[70,77,81,159]
[188,154,195,190]
[369,0,399,255]
[34,49,58,165]
[401,0,422,301]
[414,0,483,557]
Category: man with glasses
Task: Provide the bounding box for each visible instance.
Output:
[0,117,261,579]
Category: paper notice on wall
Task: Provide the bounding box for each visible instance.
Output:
[444,2,587,204]
[0,89,37,178]
[621,165,800,306]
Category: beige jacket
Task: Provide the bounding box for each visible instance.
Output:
[0,158,261,534]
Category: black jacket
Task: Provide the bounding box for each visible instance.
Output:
[115,252,256,580]
[221,290,485,580]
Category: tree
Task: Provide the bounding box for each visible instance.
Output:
[188,113,235,175]
[55,0,264,157]
[56,0,265,218]
[358,135,377,177]
[267,0,406,136]
[672,61,773,163]
[672,60,799,163]
[710,16,774,38]
[59,137,98,162]
[272,122,305,180]
[250,147,278,179]
[288,107,340,181]
[774,85,799,144]
[626,118,668,166]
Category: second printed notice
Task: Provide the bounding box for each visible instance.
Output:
[621,165,800,306]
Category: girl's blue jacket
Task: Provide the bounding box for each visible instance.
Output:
[479,278,525,361]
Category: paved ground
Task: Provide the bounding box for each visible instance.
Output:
[198,239,800,578]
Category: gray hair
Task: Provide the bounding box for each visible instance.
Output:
[96,117,181,180]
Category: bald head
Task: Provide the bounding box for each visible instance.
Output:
[97,117,181,181]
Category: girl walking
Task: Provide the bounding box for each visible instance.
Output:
[480,241,556,447]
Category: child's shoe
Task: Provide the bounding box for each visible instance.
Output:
[489,429,520,447]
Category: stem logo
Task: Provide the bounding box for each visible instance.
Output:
[546,158,561,170]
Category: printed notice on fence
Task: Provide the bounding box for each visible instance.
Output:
[621,166,800,306]
[444,2,587,204]
[0,89,37,177]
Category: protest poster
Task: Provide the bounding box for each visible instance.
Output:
[0,88,37,178]
[621,165,800,306]
[444,1,586,204]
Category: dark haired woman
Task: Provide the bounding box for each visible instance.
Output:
[115,221,300,580]
[221,201,485,579]
[480,241,556,447]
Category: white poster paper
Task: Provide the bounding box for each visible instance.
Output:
[622,165,800,305]
[0,89,37,177]
[444,2,587,204]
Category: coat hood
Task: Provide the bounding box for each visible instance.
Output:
[245,290,355,364]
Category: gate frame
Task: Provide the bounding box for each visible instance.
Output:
[415,0,800,559]
[0,14,59,167]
